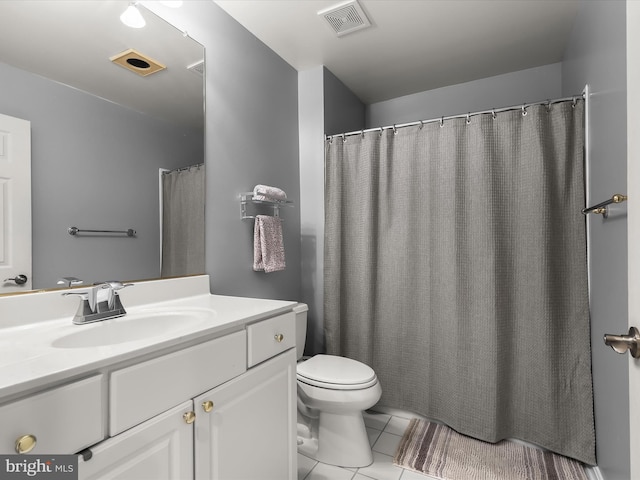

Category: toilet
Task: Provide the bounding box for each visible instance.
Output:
[294,304,382,468]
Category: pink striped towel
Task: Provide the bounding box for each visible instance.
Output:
[253,215,286,273]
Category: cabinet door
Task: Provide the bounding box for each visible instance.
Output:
[194,349,297,480]
[78,401,194,480]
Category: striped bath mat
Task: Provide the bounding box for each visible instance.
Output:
[393,419,588,480]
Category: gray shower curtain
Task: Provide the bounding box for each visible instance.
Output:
[324,100,595,464]
[161,164,205,277]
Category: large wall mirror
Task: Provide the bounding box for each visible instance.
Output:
[0,0,205,294]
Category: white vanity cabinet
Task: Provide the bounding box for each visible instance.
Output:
[75,310,297,480]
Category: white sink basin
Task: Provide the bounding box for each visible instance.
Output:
[52,310,212,348]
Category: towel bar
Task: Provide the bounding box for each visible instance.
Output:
[68,227,136,237]
[582,194,627,217]
[239,192,293,220]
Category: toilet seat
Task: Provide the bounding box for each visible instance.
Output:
[297,354,378,390]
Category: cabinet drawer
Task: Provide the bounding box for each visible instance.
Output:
[0,375,104,455]
[247,312,295,367]
[110,331,246,436]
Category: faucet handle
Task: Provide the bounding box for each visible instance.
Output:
[57,277,83,288]
[62,290,96,313]
[106,281,134,292]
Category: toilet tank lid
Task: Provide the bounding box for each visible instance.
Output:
[297,354,376,385]
[293,303,308,313]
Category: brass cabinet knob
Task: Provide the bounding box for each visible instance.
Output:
[274,333,284,342]
[202,400,214,413]
[15,434,37,454]
[183,411,196,424]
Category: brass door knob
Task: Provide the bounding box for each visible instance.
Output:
[202,400,214,413]
[183,411,196,424]
[274,333,284,342]
[15,434,37,454]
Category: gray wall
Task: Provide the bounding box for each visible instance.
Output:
[562,1,629,479]
[0,61,202,289]
[298,66,365,354]
[366,63,562,127]
[324,68,366,136]
[147,1,301,302]
[299,66,326,354]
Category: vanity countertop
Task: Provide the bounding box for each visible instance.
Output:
[0,275,297,400]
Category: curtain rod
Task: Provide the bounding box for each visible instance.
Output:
[162,163,204,174]
[325,93,585,141]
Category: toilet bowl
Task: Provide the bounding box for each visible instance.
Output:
[294,305,382,468]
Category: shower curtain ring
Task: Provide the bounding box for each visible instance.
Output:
[393,124,398,135]
[491,109,496,119]
[419,120,424,130]
[521,105,528,116]
[545,100,552,112]
[378,127,383,137]
[466,113,471,125]
[341,133,346,143]
[439,117,444,128]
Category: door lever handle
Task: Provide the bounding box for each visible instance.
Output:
[3,274,28,285]
[604,327,640,358]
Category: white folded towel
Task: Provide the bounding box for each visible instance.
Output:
[253,215,286,273]
[253,184,287,202]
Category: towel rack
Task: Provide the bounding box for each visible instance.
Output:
[68,226,137,237]
[240,192,293,220]
[582,194,627,217]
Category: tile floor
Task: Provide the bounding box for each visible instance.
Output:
[297,409,438,480]
[297,409,600,480]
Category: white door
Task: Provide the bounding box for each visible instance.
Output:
[0,113,31,292]
[627,2,640,477]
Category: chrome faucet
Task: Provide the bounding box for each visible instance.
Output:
[62,281,133,325]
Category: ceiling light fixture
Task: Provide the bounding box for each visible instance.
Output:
[120,3,146,29]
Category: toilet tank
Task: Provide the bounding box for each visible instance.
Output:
[293,303,309,360]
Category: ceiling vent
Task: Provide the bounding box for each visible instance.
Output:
[110,49,166,77]
[318,0,372,38]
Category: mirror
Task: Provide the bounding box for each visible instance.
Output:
[0,0,205,293]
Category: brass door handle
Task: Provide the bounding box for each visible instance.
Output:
[274,333,284,342]
[604,327,640,358]
[15,434,37,454]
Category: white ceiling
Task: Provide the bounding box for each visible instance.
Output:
[0,1,204,131]
[214,0,582,104]
[0,1,582,125]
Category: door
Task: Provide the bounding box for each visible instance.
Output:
[627,2,640,477]
[194,349,297,480]
[0,113,31,292]
[78,401,194,480]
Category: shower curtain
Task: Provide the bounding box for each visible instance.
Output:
[161,164,205,277]
[324,100,596,464]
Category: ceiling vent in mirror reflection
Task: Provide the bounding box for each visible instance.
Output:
[110,48,166,77]
[318,0,372,37]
